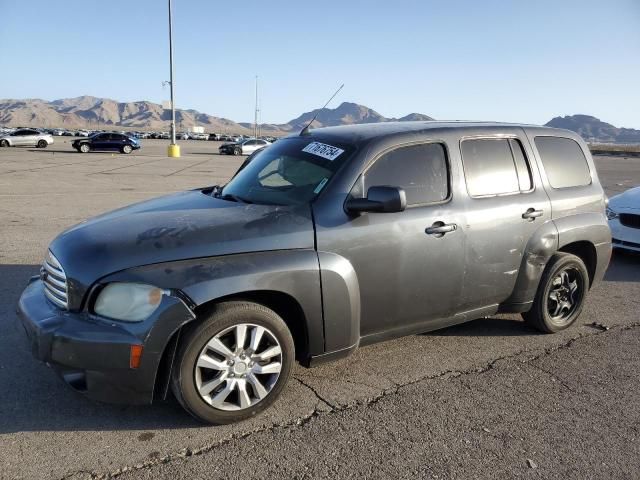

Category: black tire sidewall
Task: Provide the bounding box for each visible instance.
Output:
[37,140,47,148]
[533,253,589,333]
[80,144,90,153]
[234,148,241,155]
[172,302,295,424]
[0,140,8,147]
[122,145,132,154]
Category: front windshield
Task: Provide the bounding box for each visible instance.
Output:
[221,137,354,206]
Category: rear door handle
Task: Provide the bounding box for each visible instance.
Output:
[522,208,543,220]
[426,221,457,236]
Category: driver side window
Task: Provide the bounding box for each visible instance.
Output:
[353,143,450,206]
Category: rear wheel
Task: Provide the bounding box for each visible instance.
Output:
[522,252,589,333]
[122,144,133,154]
[37,140,48,148]
[171,301,294,424]
[0,139,8,147]
[79,143,90,153]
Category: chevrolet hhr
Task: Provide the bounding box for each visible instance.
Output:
[18,122,612,424]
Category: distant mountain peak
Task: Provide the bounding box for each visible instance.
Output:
[545,115,640,143]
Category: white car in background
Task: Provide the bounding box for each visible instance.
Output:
[0,128,54,148]
[608,186,640,252]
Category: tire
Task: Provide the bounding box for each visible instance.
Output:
[79,143,90,153]
[233,147,242,156]
[37,140,48,148]
[522,252,589,333]
[0,139,8,147]
[122,144,133,154]
[171,301,295,424]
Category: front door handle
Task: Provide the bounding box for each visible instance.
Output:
[426,221,457,237]
[522,208,543,220]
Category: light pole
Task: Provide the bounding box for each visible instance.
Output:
[254,75,258,139]
[167,0,180,157]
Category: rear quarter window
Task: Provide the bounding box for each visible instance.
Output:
[460,138,522,197]
[534,136,591,189]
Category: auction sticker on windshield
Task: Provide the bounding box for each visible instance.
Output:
[302,142,344,161]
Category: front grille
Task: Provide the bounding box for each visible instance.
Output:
[42,250,68,309]
[612,238,640,249]
[620,213,640,229]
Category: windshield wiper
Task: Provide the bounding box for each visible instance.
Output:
[215,191,253,204]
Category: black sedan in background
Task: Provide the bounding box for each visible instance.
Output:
[73,133,141,154]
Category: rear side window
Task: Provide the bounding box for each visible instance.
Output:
[358,143,449,206]
[534,136,591,188]
[461,138,532,197]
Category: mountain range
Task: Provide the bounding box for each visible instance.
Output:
[1,96,639,143]
[0,96,433,135]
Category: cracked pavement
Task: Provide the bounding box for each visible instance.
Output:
[0,141,639,479]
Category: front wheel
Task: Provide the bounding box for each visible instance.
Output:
[79,143,90,153]
[233,147,242,156]
[522,252,589,333]
[0,139,9,147]
[37,140,48,148]
[122,144,133,154]
[171,301,295,424]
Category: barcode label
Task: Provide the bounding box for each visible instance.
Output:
[302,142,344,161]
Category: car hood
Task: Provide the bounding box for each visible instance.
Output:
[609,186,640,210]
[49,189,315,296]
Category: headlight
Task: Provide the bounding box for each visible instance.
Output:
[606,207,619,220]
[94,283,166,322]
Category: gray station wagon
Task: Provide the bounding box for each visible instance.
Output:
[17,121,611,424]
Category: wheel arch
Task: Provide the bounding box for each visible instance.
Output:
[558,240,597,288]
[153,289,310,402]
[501,213,611,312]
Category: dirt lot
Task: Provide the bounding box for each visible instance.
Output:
[0,139,639,479]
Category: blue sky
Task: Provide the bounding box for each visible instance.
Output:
[1,0,639,127]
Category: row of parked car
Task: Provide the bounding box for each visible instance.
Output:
[0,126,280,156]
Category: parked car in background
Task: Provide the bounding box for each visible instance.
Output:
[72,132,140,154]
[608,186,640,253]
[190,133,208,141]
[219,138,271,155]
[0,128,53,148]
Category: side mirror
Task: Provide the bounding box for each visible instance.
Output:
[345,186,407,214]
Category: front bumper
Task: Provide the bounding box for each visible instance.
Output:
[17,278,195,405]
[609,218,640,252]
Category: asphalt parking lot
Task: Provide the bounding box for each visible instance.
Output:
[0,139,639,480]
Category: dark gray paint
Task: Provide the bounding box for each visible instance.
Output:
[17,121,612,406]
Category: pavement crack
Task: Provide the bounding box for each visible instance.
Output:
[526,362,579,393]
[293,376,338,410]
[80,322,640,479]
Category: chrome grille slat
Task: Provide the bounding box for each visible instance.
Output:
[43,251,68,309]
[44,261,64,277]
[45,281,67,298]
[43,268,66,288]
[44,288,68,308]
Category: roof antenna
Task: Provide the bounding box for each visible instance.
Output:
[300,83,344,136]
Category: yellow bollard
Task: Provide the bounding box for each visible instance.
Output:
[168,144,181,158]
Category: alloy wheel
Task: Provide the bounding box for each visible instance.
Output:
[547,267,582,324]
[194,323,282,411]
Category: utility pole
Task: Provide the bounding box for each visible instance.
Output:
[167,0,180,157]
